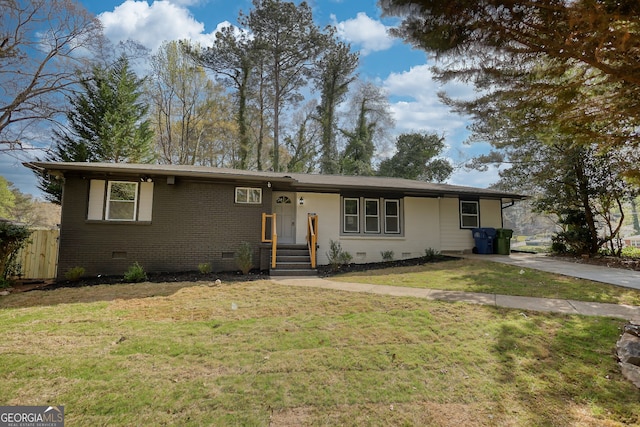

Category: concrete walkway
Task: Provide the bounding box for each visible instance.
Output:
[272,253,640,321]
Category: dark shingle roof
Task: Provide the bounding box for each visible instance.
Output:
[25,162,526,201]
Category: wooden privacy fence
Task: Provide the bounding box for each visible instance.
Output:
[14,229,59,280]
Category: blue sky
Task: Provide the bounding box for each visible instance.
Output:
[1,0,498,198]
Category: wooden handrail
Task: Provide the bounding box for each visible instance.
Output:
[307,214,318,268]
[261,213,277,268]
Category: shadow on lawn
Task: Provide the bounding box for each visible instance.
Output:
[493,317,638,425]
[2,256,457,309]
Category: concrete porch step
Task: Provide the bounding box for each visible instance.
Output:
[275,261,312,269]
[277,249,310,257]
[270,268,318,277]
[269,244,316,276]
[277,255,311,263]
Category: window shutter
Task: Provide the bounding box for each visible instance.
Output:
[138,181,154,221]
[87,180,105,220]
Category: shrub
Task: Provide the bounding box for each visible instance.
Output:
[551,209,594,255]
[64,266,85,282]
[424,247,441,261]
[621,246,640,259]
[235,242,253,275]
[326,240,352,271]
[381,250,394,262]
[198,262,213,274]
[124,262,147,283]
[0,222,31,285]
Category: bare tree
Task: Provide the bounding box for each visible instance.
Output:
[147,41,231,165]
[0,0,104,150]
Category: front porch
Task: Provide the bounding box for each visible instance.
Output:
[261,212,318,277]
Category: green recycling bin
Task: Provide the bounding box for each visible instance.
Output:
[495,229,513,255]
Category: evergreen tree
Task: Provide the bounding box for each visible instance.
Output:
[380,0,640,180]
[242,0,328,172]
[37,55,154,203]
[378,132,453,182]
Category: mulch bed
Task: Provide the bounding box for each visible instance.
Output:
[10,256,456,293]
[316,255,457,277]
[7,253,638,294]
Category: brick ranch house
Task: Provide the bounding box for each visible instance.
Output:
[27,162,525,279]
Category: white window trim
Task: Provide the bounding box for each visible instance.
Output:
[460,200,480,229]
[384,199,400,234]
[106,181,139,221]
[364,198,380,234]
[235,187,262,204]
[87,179,153,222]
[343,197,360,233]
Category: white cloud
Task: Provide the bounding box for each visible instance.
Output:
[449,166,501,189]
[379,64,501,187]
[330,12,393,55]
[383,64,474,135]
[98,1,218,52]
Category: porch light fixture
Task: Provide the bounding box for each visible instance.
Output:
[299,197,304,206]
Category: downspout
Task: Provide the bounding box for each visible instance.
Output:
[500,200,515,228]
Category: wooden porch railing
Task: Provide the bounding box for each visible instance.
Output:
[307,213,318,268]
[261,213,277,269]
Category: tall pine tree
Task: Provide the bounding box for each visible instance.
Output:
[37,55,154,203]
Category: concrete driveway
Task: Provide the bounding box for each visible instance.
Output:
[458,252,640,290]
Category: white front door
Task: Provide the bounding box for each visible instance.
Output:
[274,192,296,244]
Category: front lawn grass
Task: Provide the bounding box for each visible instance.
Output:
[331,258,640,306]
[1,280,639,426]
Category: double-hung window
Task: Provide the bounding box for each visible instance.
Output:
[342,197,402,235]
[384,200,400,233]
[460,200,479,228]
[87,179,153,222]
[364,199,380,233]
[343,198,359,233]
[106,182,138,221]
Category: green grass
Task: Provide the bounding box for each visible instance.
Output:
[0,280,639,426]
[331,258,640,305]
